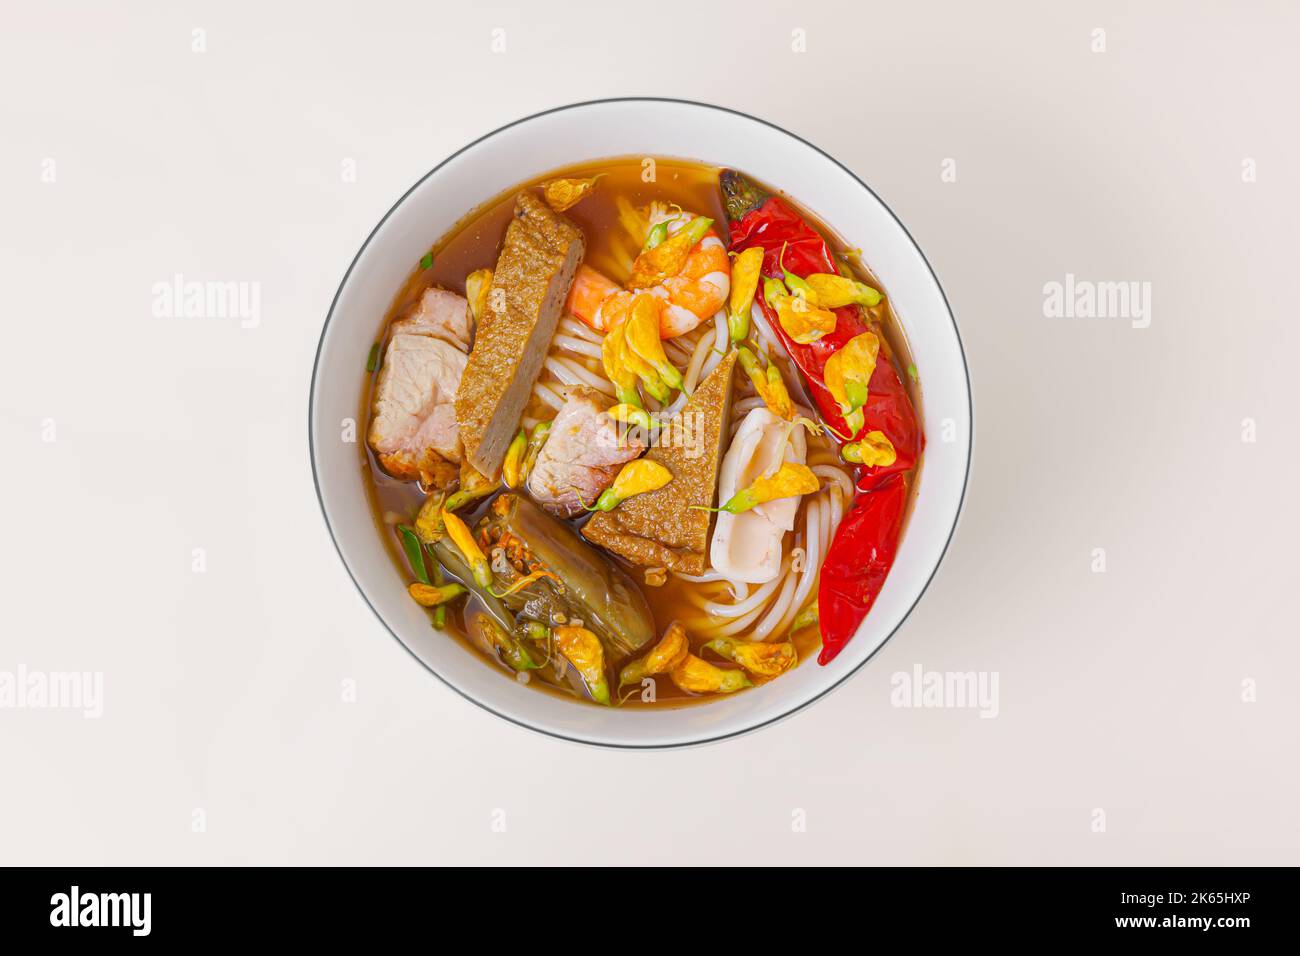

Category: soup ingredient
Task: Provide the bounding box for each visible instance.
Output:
[721,169,920,484]
[710,408,807,584]
[489,567,559,598]
[540,174,603,212]
[366,342,380,372]
[630,215,714,288]
[569,207,731,339]
[818,473,907,664]
[501,428,528,488]
[397,524,431,584]
[605,402,654,432]
[788,600,818,635]
[842,430,897,468]
[477,615,541,672]
[702,637,797,677]
[456,192,585,480]
[823,331,880,435]
[464,268,493,323]
[670,654,751,694]
[565,265,622,332]
[583,351,738,575]
[601,302,671,402]
[432,538,515,634]
[445,460,497,512]
[486,494,656,658]
[402,286,473,350]
[367,291,471,488]
[520,421,552,481]
[736,347,795,421]
[553,626,610,705]
[765,276,837,344]
[619,622,690,687]
[442,509,492,588]
[722,169,923,665]
[728,246,764,343]
[407,581,467,606]
[525,386,646,519]
[805,271,882,309]
[412,492,447,544]
[624,294,685,392]
[705,462,820,516]
[585,459,673,512]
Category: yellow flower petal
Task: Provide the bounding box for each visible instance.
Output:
[845,431,897,467]
[728,247,764,323]
[774,294,836,344]
[703,637,797,678]
[670,654,751,694]
[611,459,673,499]
[553,626,610,704]
[465,268,493,322]
[805,272,883,308]
[749,462,820,505]
[823,331,880,409]
[540,175,602,212]
[619,622,691,686]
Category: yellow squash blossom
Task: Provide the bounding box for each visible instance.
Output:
[441,509,491,588]
[737,347,795,421]
[727,246,765,343]
[619,622,691,687]
[804,272,883,308]
[670,653,751,694]
[698,462,820,516]
[765,277,836,344]
[464,268,493,322]
[702,637,797,678]
[585,459,672,512]
[623,294,685,392]
[822,331,880,434]
[553,626,611,705]
[407,582,467,607]
[630,216,713,288]
[540,175,603,212]
[605,402,654,431]
[843,430,897,468]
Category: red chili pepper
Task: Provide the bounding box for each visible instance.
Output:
[721,170,923,663]
[816,475,908,664]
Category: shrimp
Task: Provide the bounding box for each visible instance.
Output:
[564,206,731,339]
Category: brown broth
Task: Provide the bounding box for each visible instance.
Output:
[358,156,923,708]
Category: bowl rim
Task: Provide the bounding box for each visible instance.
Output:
[308,96,973,750]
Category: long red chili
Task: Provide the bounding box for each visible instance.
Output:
[721,170,923,663]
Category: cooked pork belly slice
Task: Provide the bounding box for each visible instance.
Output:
[400,287,472,351]
[710,407,807,584]
[367,327,468,488]
[582,351,737,575]
[526,386,646,518]
[456,192,585,481]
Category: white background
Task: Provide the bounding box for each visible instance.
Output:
[2,0,1296,864]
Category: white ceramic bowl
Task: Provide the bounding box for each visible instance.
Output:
[310,98,971,748]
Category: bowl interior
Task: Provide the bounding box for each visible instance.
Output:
[310,99,970,747]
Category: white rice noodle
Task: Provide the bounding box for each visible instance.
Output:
[558,316,603,343]
[683,326,718,393]
[551,334,603,359]
[544,355,614,395]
